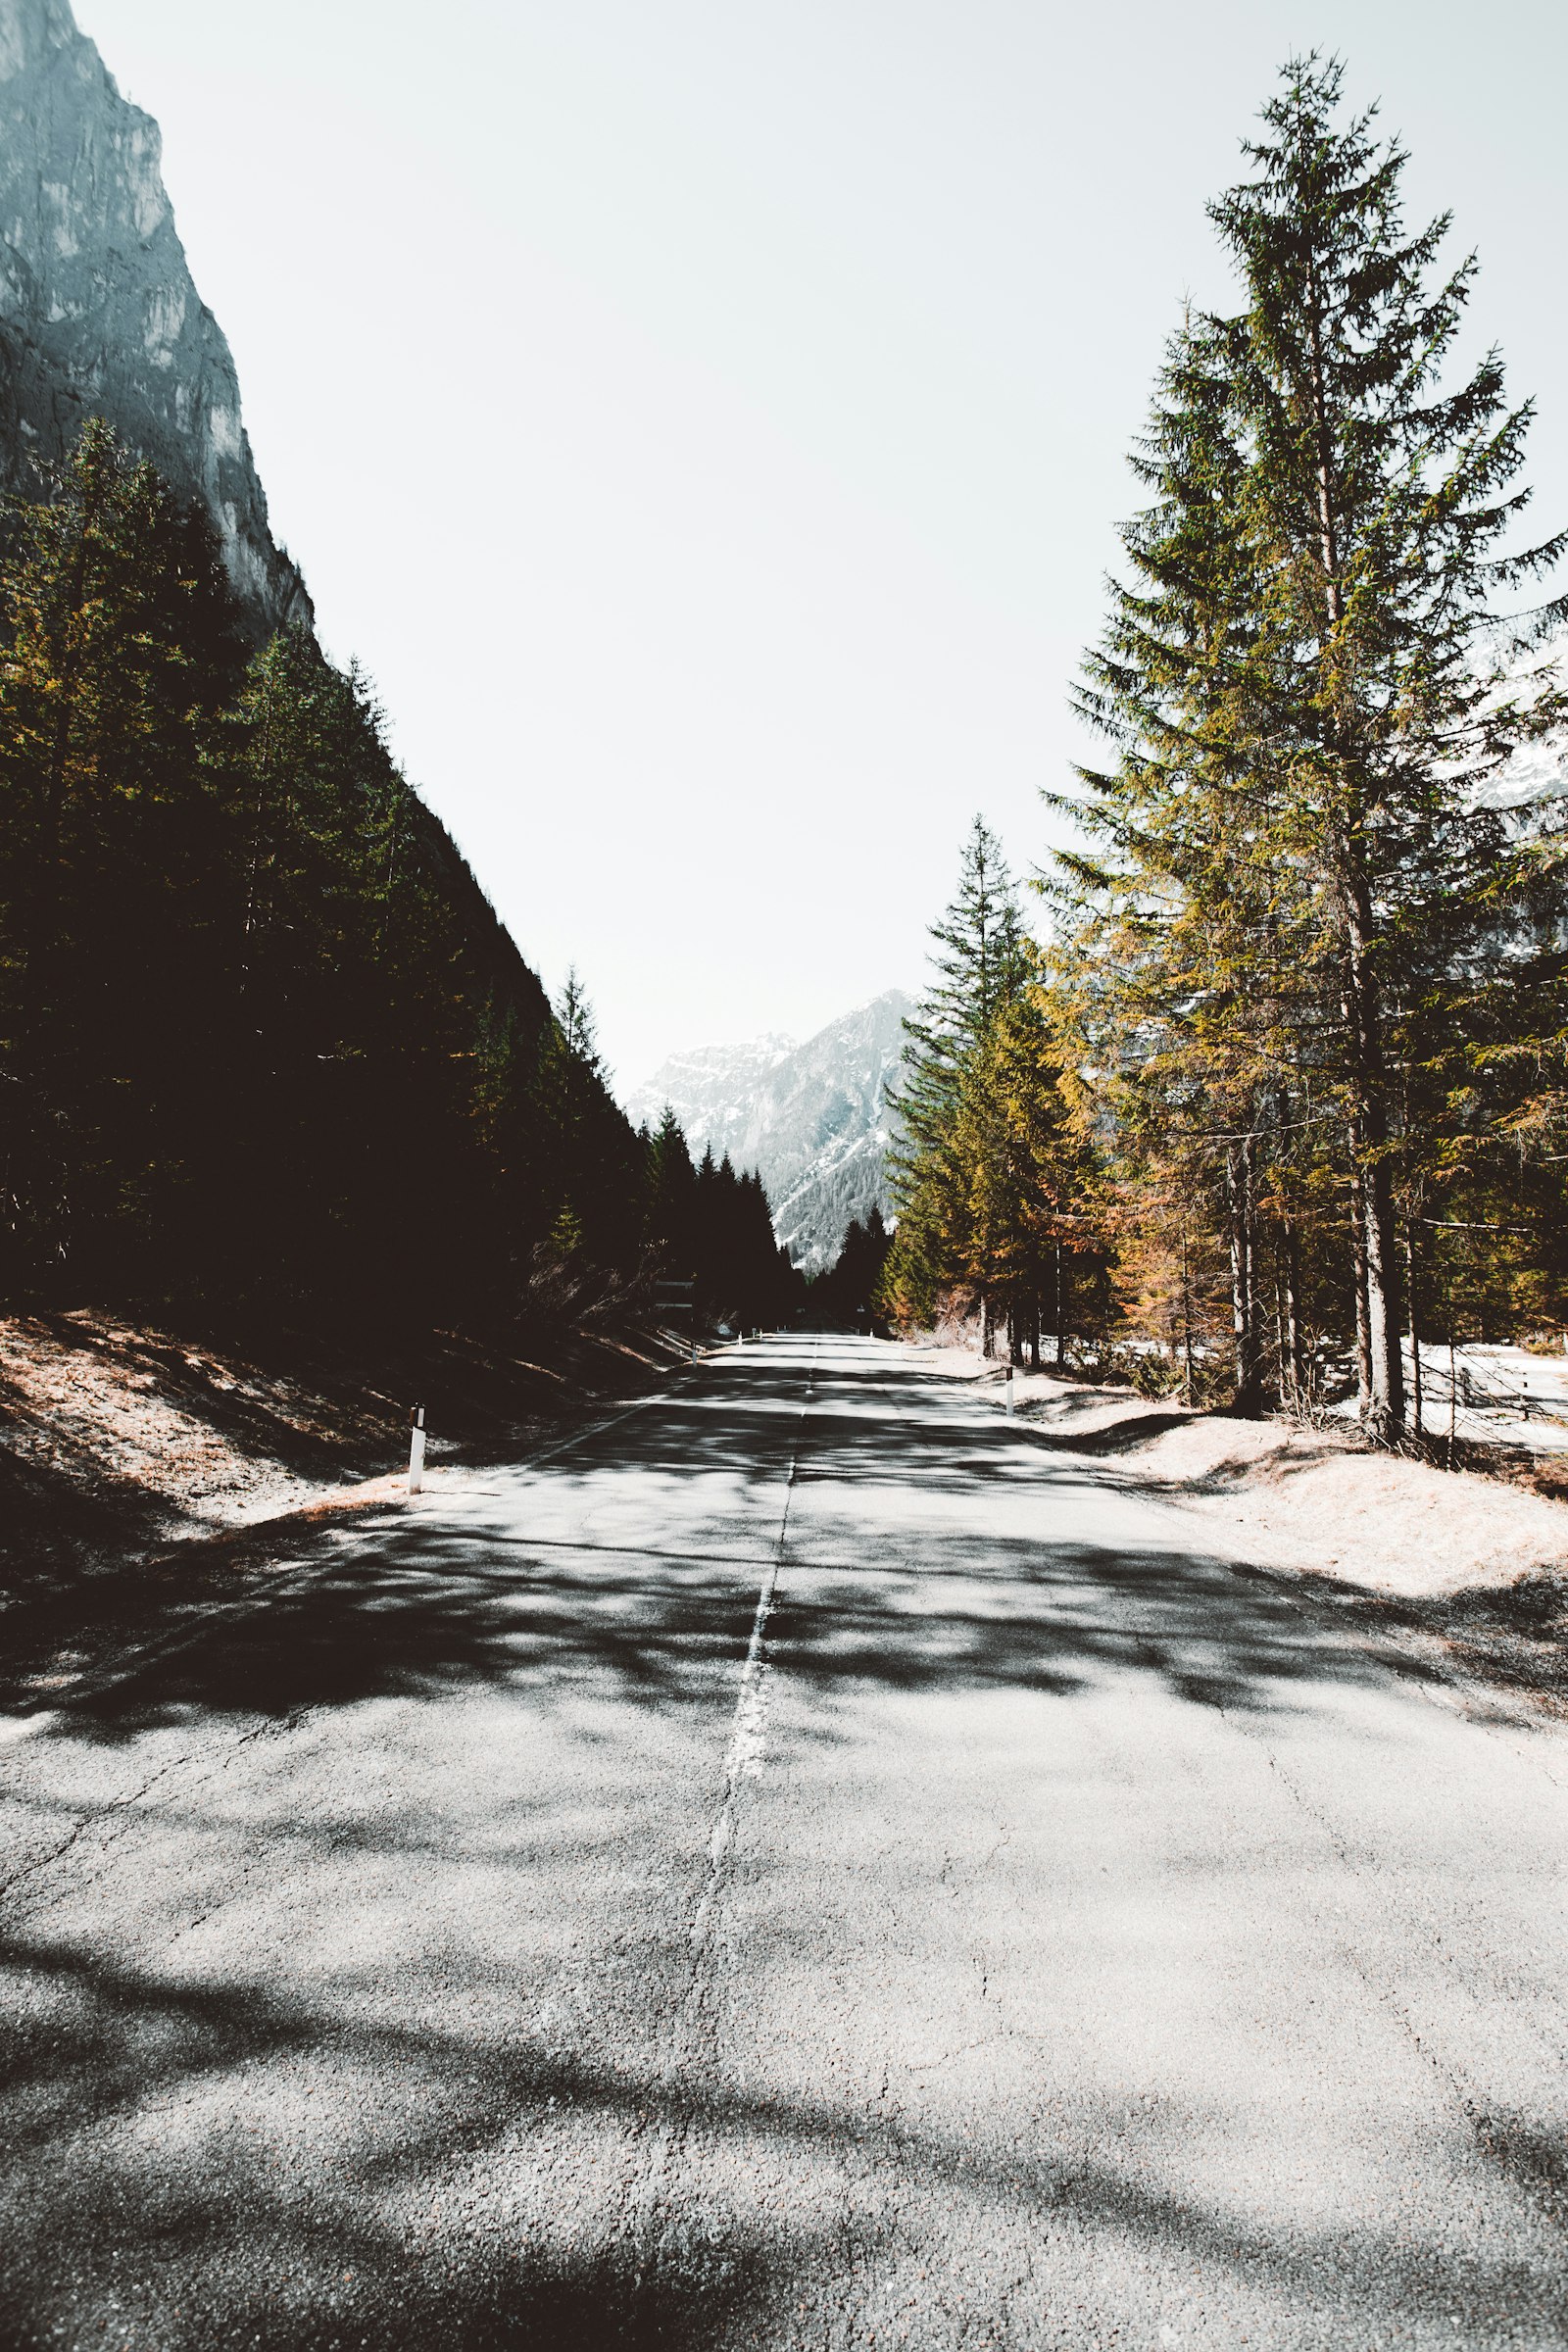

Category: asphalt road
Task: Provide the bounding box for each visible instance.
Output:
[2,1334,1566,2350]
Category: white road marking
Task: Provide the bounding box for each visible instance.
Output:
[688,1368,809,1951]
[623,1345,815,2304]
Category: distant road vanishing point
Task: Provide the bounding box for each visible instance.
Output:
[2,1337,1565,2348]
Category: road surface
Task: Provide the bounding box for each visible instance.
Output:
[2,1335,1565,2348]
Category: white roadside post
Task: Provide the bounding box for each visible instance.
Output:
[1004,1368,1014,1418]
[408,1404,426,1495]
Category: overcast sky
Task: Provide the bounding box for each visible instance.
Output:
[80,0,1568,1091]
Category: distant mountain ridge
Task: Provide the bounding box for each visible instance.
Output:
[627,1034,798,1170]
[627,992,911,1271]
[0,0,310,634]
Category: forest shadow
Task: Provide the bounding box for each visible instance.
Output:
[17,1531,1389,1740]
[4,1355,1407,1740]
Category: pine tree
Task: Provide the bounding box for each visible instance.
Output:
[556,966,599,1066]
[1215,56,1563,1434]
[890,816,1027,1178]
[813,1205,893,1328]
[645,1106,697,1275]
[953,976,1106,1367]
[0,421,245,1288]
[886,816,1030,1346]
[1061,56,1566,1436]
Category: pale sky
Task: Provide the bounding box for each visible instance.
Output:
[80,0,1568,1091]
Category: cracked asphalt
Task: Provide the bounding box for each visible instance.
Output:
[2,1334,1566,2349]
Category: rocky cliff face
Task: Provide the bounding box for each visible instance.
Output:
[0,0,310,633]
[628,992,912,1271]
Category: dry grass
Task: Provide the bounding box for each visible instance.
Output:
[0,1305,689,1594]
[0,1303,695,1710]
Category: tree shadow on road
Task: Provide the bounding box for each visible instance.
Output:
[0,1928,1560,2350]
[0,1356,1418,1743]
[3,1517,1399,1744]
[2,1351,1558,2345]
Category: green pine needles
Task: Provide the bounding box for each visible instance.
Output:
[893,59,1568,1434]
[1049,54,1568,1436]
[883,818,1098,1358]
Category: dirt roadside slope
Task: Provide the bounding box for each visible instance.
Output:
[0,1307,693,1706]
[932,1348,1568,1717]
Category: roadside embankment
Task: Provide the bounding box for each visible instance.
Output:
[0,1305,696,1707]
[933,1348,1568,1716]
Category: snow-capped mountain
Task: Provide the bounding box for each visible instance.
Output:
[624,1034,797,1172]
[1482,634,1568,815]
[626,991,912,1271]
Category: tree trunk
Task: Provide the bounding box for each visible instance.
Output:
[1359,1160,1404,1434]
[1282,1217,1303,1408]
[1028,1296,1041,1372]
[1054,1245,1066,1369]
[1406,1219,1422,1437]
[1306,286,1400,1439]
[981,1292,996,1359]
[1348,1157,1372,1412]
[1344,890,1405,1440]
[1226,1138,1263,1415]
[1306,295,1404,1441]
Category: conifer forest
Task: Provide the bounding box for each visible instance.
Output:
[882,59,1568,1443]
[1,59,1565,1443]
[0,425,796,1339]
[9,20,1568,2346]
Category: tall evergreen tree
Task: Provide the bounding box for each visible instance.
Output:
[951,976,1106,1367]
[1061,56,1566,1435]
[813,1206,893,1329]
[890,815,1027,1178]
[0,421,245,1289]
[645,1106,697,1275]
[885,816,1031,1343]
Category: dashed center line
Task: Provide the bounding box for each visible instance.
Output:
[689,1357,812,1952]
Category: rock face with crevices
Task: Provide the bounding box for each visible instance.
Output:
[0,0,310,633]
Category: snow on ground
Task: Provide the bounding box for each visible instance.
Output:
[919,1344,1568,1602]
[1331,1341,1568,1456]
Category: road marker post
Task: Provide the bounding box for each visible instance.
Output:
[408,1405,426,1495]
[1004,1368,1014,1418]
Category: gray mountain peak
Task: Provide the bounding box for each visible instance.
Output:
[0,0,311,633]
[627,991,912,1272]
